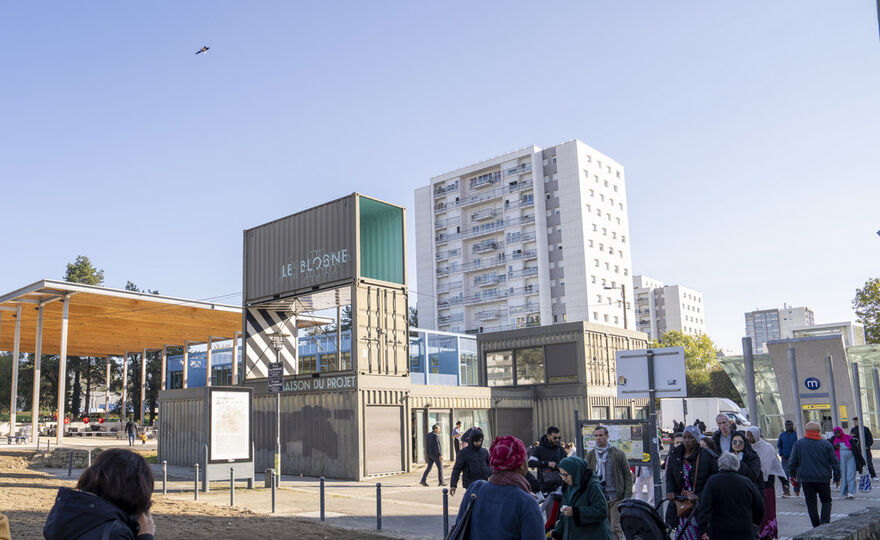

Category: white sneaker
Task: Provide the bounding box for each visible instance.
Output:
[846,493,855,499]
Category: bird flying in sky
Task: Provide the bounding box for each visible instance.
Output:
[195,46,210,55]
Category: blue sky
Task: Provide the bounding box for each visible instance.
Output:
[2,2,878,351]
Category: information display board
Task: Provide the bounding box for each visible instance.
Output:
[578,419,653,465]
[209,389,252,462]
[267,362,283,393]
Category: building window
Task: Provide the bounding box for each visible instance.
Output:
[593,311,599,319]
[614,406,631,419]
[486,351,514,386]
[592,406,610,419]
[515,347,545,385]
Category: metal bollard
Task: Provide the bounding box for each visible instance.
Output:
[87,450,92,469]
[376,482,382,531]
[319,477,325,521]
[270,468,276,514]
[203,443,209,493]
[442,488,449,537]
[162,461,168,495]
[194,464,199,500]
[230,467,235,506]
[68,451,73,478]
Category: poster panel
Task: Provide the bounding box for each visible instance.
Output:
[580,421,651,464]
[209,390,251,462]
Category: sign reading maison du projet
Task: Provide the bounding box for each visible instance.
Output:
[283,374,355,393]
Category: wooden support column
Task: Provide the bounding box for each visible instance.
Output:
[56,296,70,446]
[9,304,22,438]
[104,356,110,419]
[160,346,167,391]
[231,332,240,385]
[140,348,147,424]
[182,343,189,389]
[121,352,128,420]
[31,304,44,442]
[205,337,213,387]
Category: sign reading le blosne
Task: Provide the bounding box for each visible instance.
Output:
[244,195,356,302]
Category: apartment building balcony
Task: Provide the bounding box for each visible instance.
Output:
[474,309,505,321]
[461,253,506,273]
[509,284,539,296]
[434,216,460,229]
[465,289,509,305]
[436,263,460,276]
[435,248,461,261]
[471,207,500,221]
[509,302,539,314]
[438,313,464,325]
[436,281,463,294]
[504,163,532,177]
[474,274,506,287]
[434,182,459,197]
[511,248,538,261]
[469,171,501,190]
[506,230,537,245]
[436,179,533,213]
[505,194,534,210]
[437,294,470,309]
[472,239,501,253]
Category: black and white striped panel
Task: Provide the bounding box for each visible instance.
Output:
[244,308,298,379]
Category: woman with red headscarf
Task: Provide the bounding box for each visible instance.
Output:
[452,435,544,539]
[828,426,865,499]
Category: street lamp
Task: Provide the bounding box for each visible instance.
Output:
[269,331,289,486]
[603,284,628,330]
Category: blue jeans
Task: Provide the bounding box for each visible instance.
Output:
[839,447,857,496]
[128,432,135,446]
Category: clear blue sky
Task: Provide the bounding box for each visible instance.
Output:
[2,2,879,352]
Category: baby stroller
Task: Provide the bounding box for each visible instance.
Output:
[619,497,698,540]
[539,487,563,534]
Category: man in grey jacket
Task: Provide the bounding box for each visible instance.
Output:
[586,425,632,540]
[788,421,841,527]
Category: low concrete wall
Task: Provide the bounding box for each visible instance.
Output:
[794,507,880,539]
[31,448,103,469]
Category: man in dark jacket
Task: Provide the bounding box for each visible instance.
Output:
[697,452,764,540]
[778,419,798,496]
[449,430,490,495]
[125,416,137,447]
[789,421,841,527]
[712,414,736,453]
[851,416,876,478]
[420,424,446,486]
[528,425,566,494]
[44,487,155,540]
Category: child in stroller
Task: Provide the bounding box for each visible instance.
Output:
[618,496,697,540]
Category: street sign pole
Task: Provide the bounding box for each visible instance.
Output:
[646,349,663,505]
[267,355,285,488]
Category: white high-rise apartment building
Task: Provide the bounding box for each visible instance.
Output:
[744,304,815,353]
[632,275,705,341]
[414,140,635,334]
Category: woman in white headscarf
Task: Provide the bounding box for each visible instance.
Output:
[746,426,786,539]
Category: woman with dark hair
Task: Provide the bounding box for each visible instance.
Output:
[44,448,155,539]
[730,431,764,490]
[665,426,719,540]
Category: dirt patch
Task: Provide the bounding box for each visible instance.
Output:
[0,449,392,539]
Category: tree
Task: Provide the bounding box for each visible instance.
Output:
[409,306,418,328]
[853,278,880,344]
[125,281,159,295]
[64,255,104,285]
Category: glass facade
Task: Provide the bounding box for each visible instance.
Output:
[166,347,244,389]
[845,345,880,431]
[515,347,545,385]
[408,328,480,386]
[297,330,352,373]
[486,351,514,386]
[716,353,785,437]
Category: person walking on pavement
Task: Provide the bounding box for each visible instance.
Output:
[453,421,463,458]
[528,426,566,495]
[125,416,137,447]
[665,426,719,540]
[828,426,864,499]
[788,421,841,527]
[454,435,544,539]
[712,414,736,453]
[420,424,446,486]
[851,417,876,478]
[777,419,798,496]
[551,456,613,540]
[696,452,765,540]
[729,432,764,490]
[746,426,787,539]
[585,426,631,540]
[450,429,490,495]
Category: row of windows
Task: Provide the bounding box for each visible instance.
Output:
[485,344,580,387]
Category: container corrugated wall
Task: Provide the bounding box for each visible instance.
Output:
[158,389,207,467]
[244,195,357,304]
[252,390,359,479]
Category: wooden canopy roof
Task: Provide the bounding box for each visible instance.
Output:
[0,280,243,357]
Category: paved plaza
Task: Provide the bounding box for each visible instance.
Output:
[9,437,877,540]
